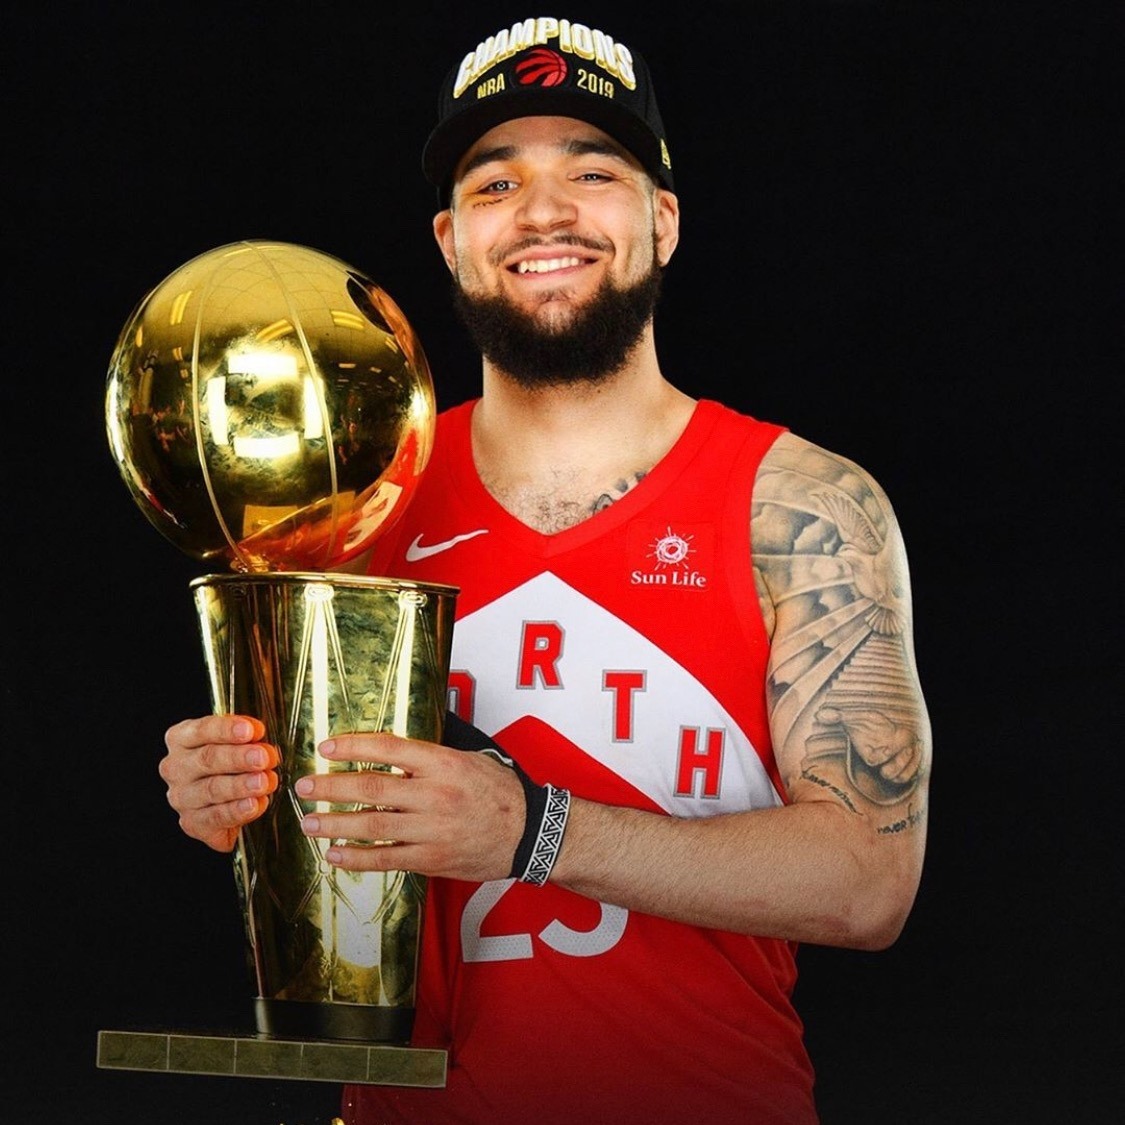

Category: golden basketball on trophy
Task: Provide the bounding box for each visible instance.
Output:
[104,241,457,1055]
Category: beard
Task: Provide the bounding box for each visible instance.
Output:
[450,253,663,389]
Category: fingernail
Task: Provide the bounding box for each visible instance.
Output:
[294,777,313,797]
[246,747,268,768]
[237,798,258,814]
[232,720,253,739]
[301,815,319,834]
[326,847,343,863]
[244,773,266,794]
[320,740,337,757]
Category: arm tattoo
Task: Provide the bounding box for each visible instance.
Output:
[753,442,929,821]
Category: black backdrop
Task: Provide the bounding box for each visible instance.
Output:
[5,3,1118,1122]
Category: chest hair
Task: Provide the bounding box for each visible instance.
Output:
[483,467,649,534]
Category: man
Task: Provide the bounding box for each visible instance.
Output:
[161,15,930,1124]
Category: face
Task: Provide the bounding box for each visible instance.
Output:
[433,116,679,386]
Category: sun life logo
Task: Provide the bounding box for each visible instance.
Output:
[632,525,707,589]
[648,526,694,570]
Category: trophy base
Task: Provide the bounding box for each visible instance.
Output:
[96,1028,447,1087]
[255,998,414,1045]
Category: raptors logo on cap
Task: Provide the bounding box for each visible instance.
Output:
[515,47,568,87]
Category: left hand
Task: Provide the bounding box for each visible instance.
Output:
[295,733,526,880]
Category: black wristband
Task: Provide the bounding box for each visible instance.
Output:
[508,764,546,880]
[442,711,508,755]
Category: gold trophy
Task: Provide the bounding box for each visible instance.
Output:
[98,241,454,1087]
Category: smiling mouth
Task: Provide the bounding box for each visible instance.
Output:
[515,256,583,275]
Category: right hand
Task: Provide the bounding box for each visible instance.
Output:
[160,715,280,851]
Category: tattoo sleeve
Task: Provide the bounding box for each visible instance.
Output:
[752,437,931,831]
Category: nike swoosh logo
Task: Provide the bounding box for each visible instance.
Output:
[405,529,489,562]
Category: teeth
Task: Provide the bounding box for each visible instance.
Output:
[516,256,581,274]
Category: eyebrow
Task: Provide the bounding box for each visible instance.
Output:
[458,136,634,181]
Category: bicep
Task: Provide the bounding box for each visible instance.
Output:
[753,435,932,834]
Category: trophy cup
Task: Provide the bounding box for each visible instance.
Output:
[98,240,455,1087]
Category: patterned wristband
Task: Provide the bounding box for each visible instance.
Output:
[509,768,571,886]
[520,784,571,886]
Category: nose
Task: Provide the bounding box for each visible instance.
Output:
[515,174,577,230]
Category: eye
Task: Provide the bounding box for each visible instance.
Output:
[479,177,518,195]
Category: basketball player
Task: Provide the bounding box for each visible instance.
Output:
[161,15,931,1123]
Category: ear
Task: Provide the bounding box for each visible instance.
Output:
[433,209,457,275]
[653,189,680,268]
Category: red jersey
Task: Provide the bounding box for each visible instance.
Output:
[345,398,817,1124]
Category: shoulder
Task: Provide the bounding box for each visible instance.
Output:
[752,431,915,635]
[759,430,890,495]
[755,431,900,546]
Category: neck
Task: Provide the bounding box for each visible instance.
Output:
[471,337,696,533]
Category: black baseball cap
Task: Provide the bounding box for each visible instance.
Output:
[422,16,674,201]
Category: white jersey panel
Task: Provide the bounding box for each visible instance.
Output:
[451,571,782,816]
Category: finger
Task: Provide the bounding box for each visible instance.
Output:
[294,767,410,809]
[192,760,280,811]
[180,794,271,852]
[299,807,406,846]
[322,840,429,874]
[318,733,443,773]
[165,714,267,752]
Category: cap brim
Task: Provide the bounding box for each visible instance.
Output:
[422,88,673,196]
